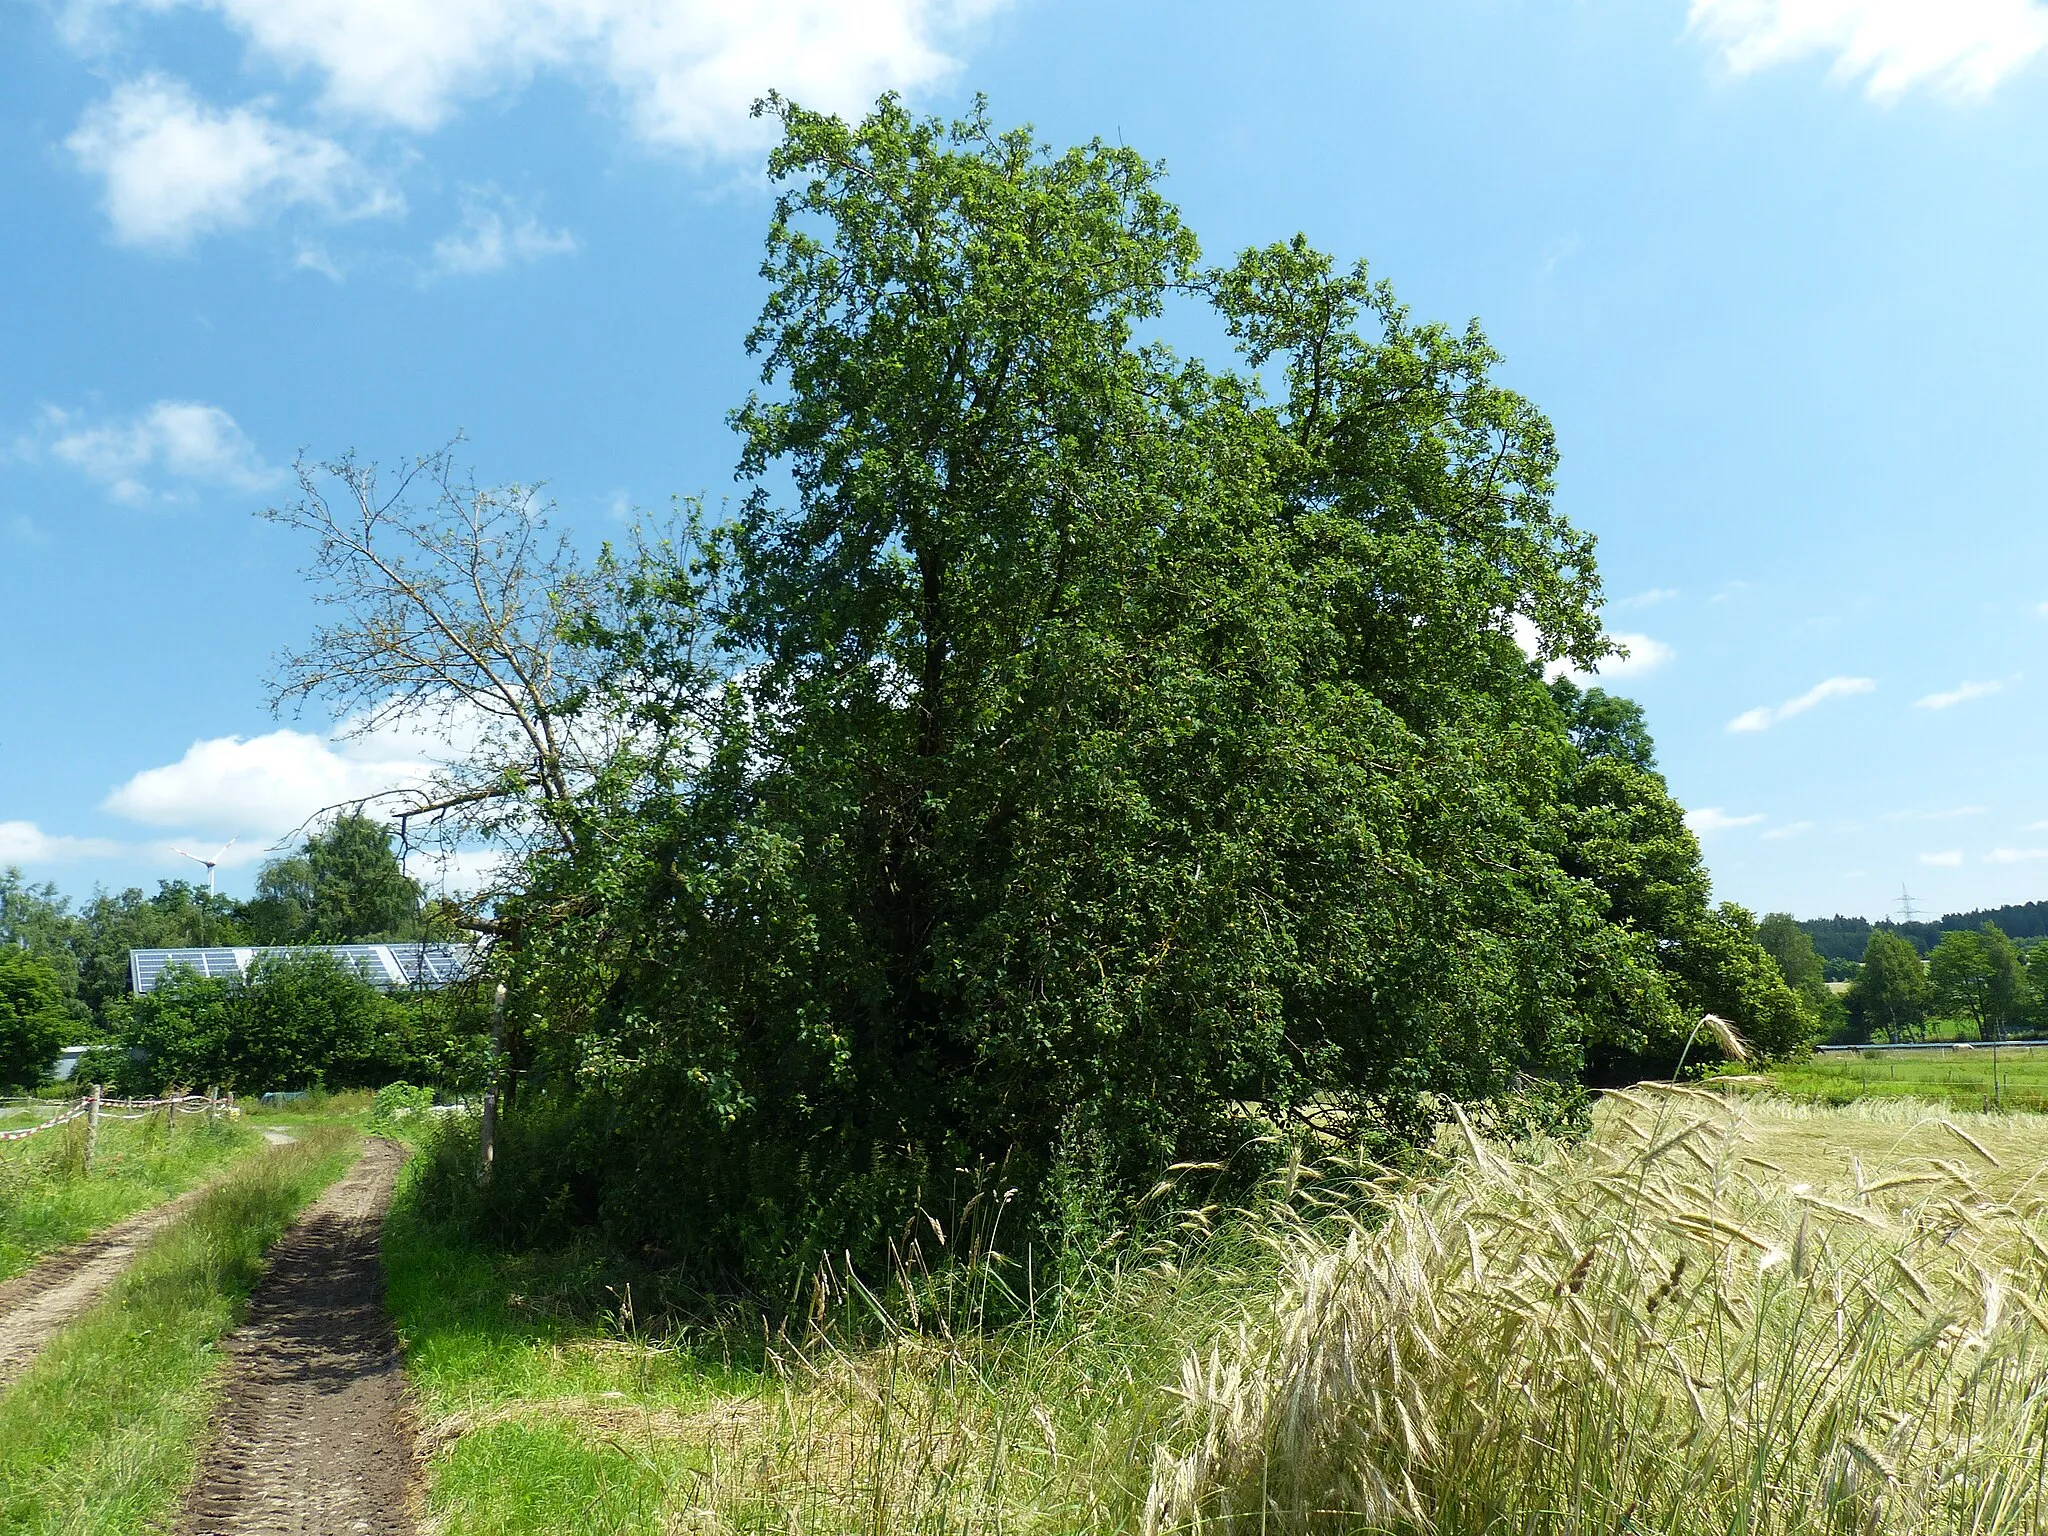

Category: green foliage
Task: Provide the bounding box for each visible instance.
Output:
[371,1080,436,1128]
[1758,910,1845,1040]
[403,97,1823,1296]
[109,952,423,1095]
[245,812,423,943]
[1927,923,2032,1041]
[1847,930,1933,1043]
[1550,722,1815,1075]
[1661,903,1816,1061]
[0,870,87,1007]
[1547,678,1656,771]
[70,881,246,1020]
[0,947,75,1088]
[1801,903,2048,968]
[1758,912,1823,991]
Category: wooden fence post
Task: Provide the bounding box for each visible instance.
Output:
[479,982,507,1186]
[85,1083,101,1173]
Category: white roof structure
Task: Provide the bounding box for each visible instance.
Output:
[127,944,477,995]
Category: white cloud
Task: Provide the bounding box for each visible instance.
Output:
[67,74,396,250]
[1919,848,1965,867]
[36,399,277,506]
[1915,678,2003,709]
[406,845,507,896]
[1689,0,2048,99]
[0,822,124,863]
[2023,819,2048,832]
[1986,847,2048,863]
[1761,820,1814,840]
[101,724,438,840]
[1511,615,1673,683]
[1685,807,1766,834]
[1610,587,1679,611]
[1727,674,1875,733]
[1591,632,1675,680]
[1885,805,1988,822]
[431,190,577,275]
[74,0,1002,153]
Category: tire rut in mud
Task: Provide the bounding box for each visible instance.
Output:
[0,1190,203,1391]
[178,1138,413,1536]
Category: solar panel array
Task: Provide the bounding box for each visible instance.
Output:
[128,943,478,995]
[128,948,250,995]
[387,944,474,987]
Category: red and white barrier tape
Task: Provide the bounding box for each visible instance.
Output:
[0,1105,89,1143]
[1,1094,227,1138]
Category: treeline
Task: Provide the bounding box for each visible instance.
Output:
[1800,901,2048,965]
[271,98,1827,1295]
[0,813,477,1092]
[1835,923,2048,1044]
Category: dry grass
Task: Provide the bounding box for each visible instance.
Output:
[1151,1088,2048,1534]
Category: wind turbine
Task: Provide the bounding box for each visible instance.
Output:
[171,838,235,947]
[170,837,237,897]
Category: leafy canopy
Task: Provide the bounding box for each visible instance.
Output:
[288,97,1813,1290]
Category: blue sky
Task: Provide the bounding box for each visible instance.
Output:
[5,0,2048,921]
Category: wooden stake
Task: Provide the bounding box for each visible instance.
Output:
[85,1083,101,1174]
[480,982,507,1186]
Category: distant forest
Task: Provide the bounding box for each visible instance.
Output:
[1799,902,2048,963]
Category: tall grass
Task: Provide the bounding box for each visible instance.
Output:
[0,1125,359,1536]
[0,1109,258,1282]
[1151,1089,2048,1534]
[406,1091,2048,1536]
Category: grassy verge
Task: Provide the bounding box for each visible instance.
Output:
[0,1109,260,1283]
[1768,1043,2048,1112]
[0,1123,360,1536]
[383,1181,759,1535]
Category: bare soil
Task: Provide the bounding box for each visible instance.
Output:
[178,1138,414,1536]
[0,1189,204,1389]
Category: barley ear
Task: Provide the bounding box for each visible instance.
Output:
[1700,1013,1748,1063]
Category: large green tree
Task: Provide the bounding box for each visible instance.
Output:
[274,99,1818,1290]
[1928,923,2030,1041]
[1757,910,1844,1037]
[0,870,86,1006]
[1848,930,1932,1043]
[1758,913,1824,992]
[245,814,422,943]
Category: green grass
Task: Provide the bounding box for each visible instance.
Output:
[0,1108,261,1283]
[382,1181,758,1536]
[0,1123,360,1536]
[1767,1043,2048,1112]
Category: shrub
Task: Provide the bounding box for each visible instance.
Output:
[370,1080,435,1127]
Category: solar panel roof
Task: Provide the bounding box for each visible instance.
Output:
[128,943,478,995]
